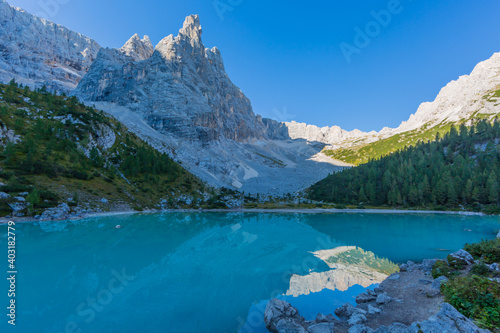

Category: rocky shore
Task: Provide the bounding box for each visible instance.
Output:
[0,206,487,224]
[264,249,498,333]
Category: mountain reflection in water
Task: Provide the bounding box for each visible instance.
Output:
[286,246,399,297]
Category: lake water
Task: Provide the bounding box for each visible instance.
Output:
[0,212,498,333]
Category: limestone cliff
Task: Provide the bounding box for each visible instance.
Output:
[0,0,101,92]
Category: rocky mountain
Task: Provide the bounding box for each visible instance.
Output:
[119,34,154,61]
[285,121,376,145]
[73,15,342,193]
[288,51,500,153]
[0,0,342,194]
[0,82,226,219]
[75,15,282,144]
[0,0,101,92]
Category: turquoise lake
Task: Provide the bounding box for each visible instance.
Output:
[0,212,499,333]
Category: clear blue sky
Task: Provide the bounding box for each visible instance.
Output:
[8,0,500,131]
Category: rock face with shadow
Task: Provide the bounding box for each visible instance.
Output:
[75,15,283,145]
[265,298,338,333]
[0,0,101,92]
[0,0,344,193]
[73,15,342,193]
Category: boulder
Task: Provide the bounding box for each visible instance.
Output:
[409,303,489,333]
[335,303,356,319]
[0,191,10,199]
[368,305,381,314]
[265,299,305,333]
[421,259,438,273]
[388,274,400,280]
[275,318,308,333]
[448,249,474,266]
[39,203,71,221]
[376,293,392,305]
[8,201,26,212]
[399,261,419,272]
[432,276,449,290]
[356,289,377,303]
[315,313,336,323]
[348,313,367,326]
[488,263,499,272]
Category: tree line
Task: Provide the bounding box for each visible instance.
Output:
[308,120,500,213]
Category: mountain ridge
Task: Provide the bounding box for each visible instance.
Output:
[2,0,499,192]
[287,51,500,156]
[71,14,343,193]
[0,0,101,92]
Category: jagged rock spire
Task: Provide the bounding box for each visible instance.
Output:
[179,14,202,41]
[119,33,154,61]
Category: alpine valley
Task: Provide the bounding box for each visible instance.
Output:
[2,2,500,333]
[0,0,500,216]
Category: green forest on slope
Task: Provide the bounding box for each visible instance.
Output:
[309,121,500,214]
[0,81,230,217]
[324,111,500,166]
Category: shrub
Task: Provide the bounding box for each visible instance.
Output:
[442,276,500,331]
[432,260,455,279]
[26,188,41,207]
[470,262,491,277]
[484,205,500,215]
[447,254,467,270]
[464,239,500,264]
[0,201,13,216]
[2,177,30,193]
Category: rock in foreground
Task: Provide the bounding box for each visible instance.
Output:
[264,260,490,333]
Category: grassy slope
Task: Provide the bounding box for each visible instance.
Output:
[324,87,500,166]
[0,83,232,217]
[324,122,455,165]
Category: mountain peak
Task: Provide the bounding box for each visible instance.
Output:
[119,33,154,61]
[179,14,202,42]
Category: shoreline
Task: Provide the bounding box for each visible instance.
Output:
[0,207,487,224]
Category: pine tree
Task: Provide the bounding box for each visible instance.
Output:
[359,186,368,203]
[472,187,480,203]
[465,179,474,203]
[486,171,499,204]
[408,185,419,205]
